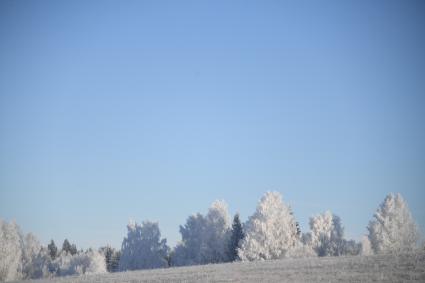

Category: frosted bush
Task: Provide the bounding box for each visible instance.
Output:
[285,242,317,258]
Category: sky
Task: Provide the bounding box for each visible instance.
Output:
[1,0,425,250]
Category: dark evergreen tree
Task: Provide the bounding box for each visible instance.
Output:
[228,213,244,261]
[289,206,301,238]
[99,246,118,272]
[296,222,301,237]
[70,243,78,255]
[62,239,72,254]
[47,239,58,259]
[105,247,113,272]
[110,250,121,272]
[165,252,173,268]
[61,239,78,255]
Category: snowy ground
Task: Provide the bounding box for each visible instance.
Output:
[18,252,425,283]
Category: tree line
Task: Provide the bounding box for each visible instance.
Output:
[0,192,422,282]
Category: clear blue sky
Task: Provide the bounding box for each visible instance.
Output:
[1,0,424,249]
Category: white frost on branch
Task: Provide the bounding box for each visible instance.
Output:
[172,200,231,266]
[238,191,299,261]
[367,193,419,254]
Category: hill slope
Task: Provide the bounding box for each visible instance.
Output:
[17,252,425,283]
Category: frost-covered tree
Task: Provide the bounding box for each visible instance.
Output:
[0,219,23,282]
[0,219,53,281]
[21,233,43,279]
[202,200,231,263]
[238,191,299,261]
[79,250,106,274]
[228,214,245,261]
[49,250,106,276]
[24,247,51,280]
[0,219,106,281]
[172,213,206,266]
[47,240,57,260]
[307,211,345,256]
[367,193,419,254]
[284,241,317,258]
[341,240,361,256]
[24,247,106,278]
[119,221,169,271]
[172,200,231,266]
[360,235,372,256]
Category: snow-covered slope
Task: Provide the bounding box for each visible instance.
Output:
[15,252,425,283]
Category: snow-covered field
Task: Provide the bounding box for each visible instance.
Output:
[18,252,425,283]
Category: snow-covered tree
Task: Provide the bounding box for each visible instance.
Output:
[0,219,53,281]
[238,191,299,261]
[284,241,317,258]
[21,233,43,279]
[341,239,361,256]
[367,193,419,254]
[360,235,372,256]
[172,213,206,266]
[202,200,231,263]
[172,200,231,266]
[0,219,23,282]
[119,221,169,271]
[0,219,106,281]
[306,211,345,256]
[228,214,245,261]
[49,250,106,276]
[78,250,106,274]
[24,246,51,280]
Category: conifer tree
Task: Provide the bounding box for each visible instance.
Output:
[62,239,71,254]
[228,213,244,261]
[47,240,58,260]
